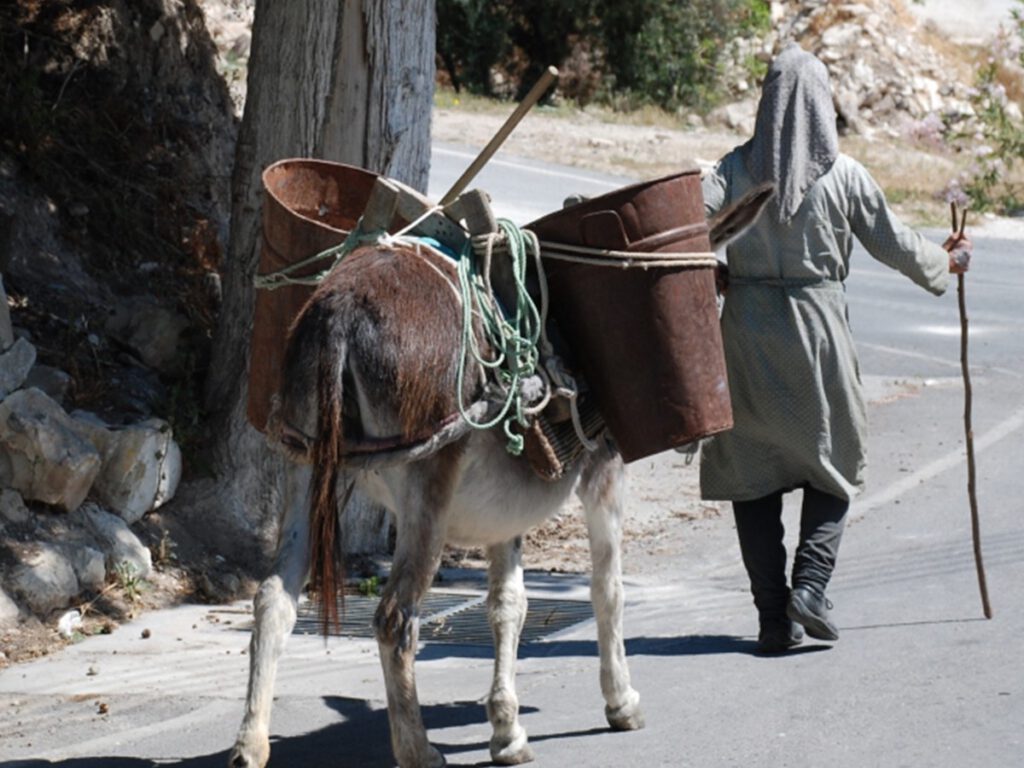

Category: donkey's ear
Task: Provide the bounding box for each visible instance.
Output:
[707,182,775,250]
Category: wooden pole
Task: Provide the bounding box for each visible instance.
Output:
[439,66,559,206]
[951,202,993,619]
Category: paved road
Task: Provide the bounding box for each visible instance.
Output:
[2,150,1022,767]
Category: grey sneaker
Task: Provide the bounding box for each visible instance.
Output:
[787,586,839,641]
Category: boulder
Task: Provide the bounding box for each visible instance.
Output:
[105,300,189,373]
[71,503,153,578]
[0,388,101,511]
[10,543,80,614]
[23,365,74,406]
[73,417,183,524]
[0,488,31,524]
[0,586,20,627]
[62,545,107,591]
[0,336,37,400]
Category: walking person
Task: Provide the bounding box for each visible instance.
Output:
[699,44,972,653]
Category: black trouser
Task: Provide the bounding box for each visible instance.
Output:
[732,486,849,620]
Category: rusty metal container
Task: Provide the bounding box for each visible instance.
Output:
[526,168,731,462]
[247,159,378,431]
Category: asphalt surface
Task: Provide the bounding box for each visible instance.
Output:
[1,150,1022,767]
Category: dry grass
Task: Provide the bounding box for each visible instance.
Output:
[434,92,997,227]
[435,85,689,129]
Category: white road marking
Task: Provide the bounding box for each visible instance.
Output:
[852,403,1024,518]
[915,323,1000,337]
[858,340,1023,379]
[433,146,627,189]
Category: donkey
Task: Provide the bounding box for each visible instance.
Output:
[228,184,773,768]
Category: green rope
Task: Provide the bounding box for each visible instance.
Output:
[253,224,383,290]
[455,219,544,455]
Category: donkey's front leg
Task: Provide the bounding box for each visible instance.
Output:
[229,463,313,768]
[375,473,449,768]
[579,451,644,732]
[485,537,534,765]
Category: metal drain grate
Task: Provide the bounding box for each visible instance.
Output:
[292,592,593,645]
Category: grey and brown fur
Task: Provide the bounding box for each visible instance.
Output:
[229,184,773,768]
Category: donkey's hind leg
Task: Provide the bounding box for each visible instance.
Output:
[228,463,313,768]
[374,466,451,768]
[578,449,644,731]
[485,537,534,765]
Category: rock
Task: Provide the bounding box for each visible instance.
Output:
[0,388,101,511]
[0,488,31,524]
[23,365,73,406]
[105,301,189,373]
[837,3,872,18]
[0,586,20,627]
[73,417,183,524]
[0,274,13,351]
[10,543,80,614]
[770,0,967,134]
[62,545,107,591]
[820,23,860,50]
[0,337,37,399]
[708,98,757,134]
[198,570,241,602]
[71,503,153,578]
[912,76,942,113]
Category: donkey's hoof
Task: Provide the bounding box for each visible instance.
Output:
[490,732,535,766]
[227,736,269,768]
[605,696,645,731]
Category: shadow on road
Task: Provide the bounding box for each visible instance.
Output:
[417,633,775,662]
[5,697,533,768]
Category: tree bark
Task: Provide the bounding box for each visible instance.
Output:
[195,0,435,562]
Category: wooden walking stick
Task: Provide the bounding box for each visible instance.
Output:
[951,201,993,619]
[440,66,559,206]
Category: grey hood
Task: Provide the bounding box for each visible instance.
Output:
[743,44,839,223]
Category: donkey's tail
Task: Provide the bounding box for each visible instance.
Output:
[286,303,350,636]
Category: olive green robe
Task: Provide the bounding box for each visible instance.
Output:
[700,151,949,502]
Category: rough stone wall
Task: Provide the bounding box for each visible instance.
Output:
[711,0,987,138]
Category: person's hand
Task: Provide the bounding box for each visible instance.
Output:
[715,260,730,294]
[943,232,972,274]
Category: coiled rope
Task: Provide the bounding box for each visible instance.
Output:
[455,219,547,455]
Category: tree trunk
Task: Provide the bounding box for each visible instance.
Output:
[192,0,435,563]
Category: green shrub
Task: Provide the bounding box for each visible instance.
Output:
[949,1,1024,214]
[598,0,769,111]
[435,0,771,110]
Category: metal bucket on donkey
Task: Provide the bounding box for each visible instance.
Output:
[526,165,732,463]
[247,159,378,431]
